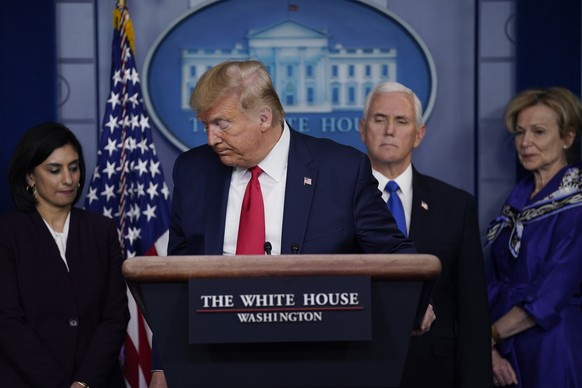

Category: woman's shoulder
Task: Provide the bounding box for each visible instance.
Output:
[0,209,35,228]
[72,207,116,228]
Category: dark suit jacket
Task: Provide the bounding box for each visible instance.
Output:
[399,168,492,388]
[169,127,416,256]
[0,208,129,388]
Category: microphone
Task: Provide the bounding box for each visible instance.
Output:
[290,243,299,254]
[264,241,272,255]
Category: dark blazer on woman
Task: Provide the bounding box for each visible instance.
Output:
[0,208,129,388]
[399,168,493,388]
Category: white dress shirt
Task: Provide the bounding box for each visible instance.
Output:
[372,164,413,235]
[42,212,71,271]
[223,122,290,255]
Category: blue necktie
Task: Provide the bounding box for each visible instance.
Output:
[386,181,407,236]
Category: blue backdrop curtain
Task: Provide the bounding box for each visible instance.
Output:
[515,0,582,173]
[0,0,57,214]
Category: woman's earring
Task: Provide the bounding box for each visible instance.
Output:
[26,185,36,196]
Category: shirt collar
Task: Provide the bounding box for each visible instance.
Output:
[233,121,290,182]
[372,163,413,195]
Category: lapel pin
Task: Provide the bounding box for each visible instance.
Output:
[303,177,312,186]
[421,201,429,210]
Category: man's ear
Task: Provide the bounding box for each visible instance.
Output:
[358,118,366,144]
[414,124,426,149]
[258,107,273,131]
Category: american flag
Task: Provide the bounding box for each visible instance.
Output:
[84,3,170,387]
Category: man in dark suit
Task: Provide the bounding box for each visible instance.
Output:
[150,60,423,387]
[359,81,493,387]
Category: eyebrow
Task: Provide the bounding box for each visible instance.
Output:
[372,113,410,121]
[45,160,80,167]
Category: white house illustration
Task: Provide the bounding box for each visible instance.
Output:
[181,20,397,112]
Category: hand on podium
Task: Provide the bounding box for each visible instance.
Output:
[149,371,167,388]
[412,303,436,336]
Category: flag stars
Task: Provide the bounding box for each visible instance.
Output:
[120,115,131,129]
[135,159,148,176]
[143,204,157,222]
[137,138,149,154]
[122,47,132,63]
[104,138,118,156]
[105,114,119,133]
[128,93,140,108]
[130,114,140,129]
[161,182,170,200]
[124,136,137,152]
[86,187,99,204]
[124,182,135,198]
[135,183,146,198]
[129,68,140,85]
[91,166,101,180]
[112,69,123,86]
[102,161,117,179]
[103,207,114,219]
[118,160,130,175]
[149,160,161,178]
[84,10,171,267]
[127,203,141,222]
[139,114,150,129]
[125,226,141,246]
[101,184,117,201]
[107,91,121,109]
[146,182,159,200]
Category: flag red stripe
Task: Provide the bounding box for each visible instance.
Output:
[124,334,140,387]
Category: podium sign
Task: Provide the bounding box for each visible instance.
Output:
[189,276,372,344]
[123,254,441,387]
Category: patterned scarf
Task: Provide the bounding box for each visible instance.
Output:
[486,165,582,257]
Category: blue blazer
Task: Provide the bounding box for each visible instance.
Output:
[169,127,415,256]
[399,168,492,388]
[0,208,129,388]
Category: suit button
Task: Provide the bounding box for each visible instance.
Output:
[69,318,79,327]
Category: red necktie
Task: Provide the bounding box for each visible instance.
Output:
[236,166,265,254]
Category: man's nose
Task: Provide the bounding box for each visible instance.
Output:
[384,120,395,135]
[206,126,222,146]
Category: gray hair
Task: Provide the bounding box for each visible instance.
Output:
[362,81,424,127]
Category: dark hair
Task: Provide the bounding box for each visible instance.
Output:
[7,122,86,212]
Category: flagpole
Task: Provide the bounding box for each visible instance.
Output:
[117,0,125,7]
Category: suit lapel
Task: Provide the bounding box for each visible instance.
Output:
[65,209,81,272]
[281,130,317,254]
[409,168,432,241]
[204,159,232,254]
[30,209,72,275]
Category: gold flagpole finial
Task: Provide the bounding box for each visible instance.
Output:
[117,0,126,7]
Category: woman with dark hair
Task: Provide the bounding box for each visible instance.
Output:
[486,88,582,387]
[0,122,129,387]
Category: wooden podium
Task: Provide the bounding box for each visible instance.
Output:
[123,254,440,387]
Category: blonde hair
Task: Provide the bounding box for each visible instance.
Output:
[190,60,285,125]
[504,87,582,138]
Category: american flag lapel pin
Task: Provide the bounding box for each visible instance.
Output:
[421,201,429,211]
[303,177,312,186]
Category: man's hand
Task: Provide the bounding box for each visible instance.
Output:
[149,371,168,388]
[412,303,436,336]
